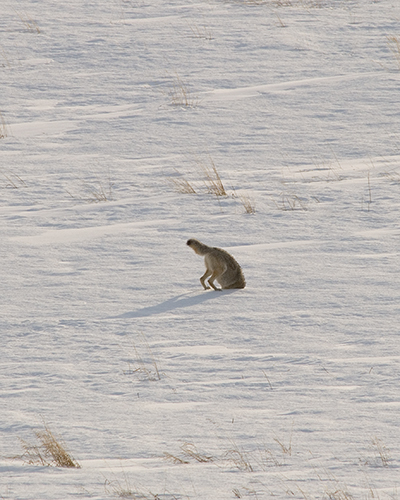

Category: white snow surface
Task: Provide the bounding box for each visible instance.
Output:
[1,0,400,498]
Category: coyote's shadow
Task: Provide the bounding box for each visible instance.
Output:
[114,290,236,319]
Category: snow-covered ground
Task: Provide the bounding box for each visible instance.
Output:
[1,1,400,498]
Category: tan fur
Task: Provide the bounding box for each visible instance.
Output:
[186,239,246,291]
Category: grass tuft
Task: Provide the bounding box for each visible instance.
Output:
[171,157,258,216]
[163,442,213,466]
[274,192,308,211]
[226,0,325,6]
[387,35,400,70]
[67,170,114,203]
[0,110,10,139]
[0,46,11,68]
[15,10,40,33]
[238,193,256,214]
[197,156,227,196]
[167,73,198,108]
[383,169,400,184]
[163,452,190,465]
[188,23,212,40]
[181,442,214,463]
[224,447,254,472]
[169,169,197,194]
[104,475,137,498]
[273,424,293,457]
[19,420,80,468]
[2,171,26,188]
[371,436,391,467]
[83,177,114,203]
[124,333,161,381]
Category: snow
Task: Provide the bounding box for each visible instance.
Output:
[1,0,400,498]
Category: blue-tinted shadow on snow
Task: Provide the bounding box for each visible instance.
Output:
[113,290,237,319]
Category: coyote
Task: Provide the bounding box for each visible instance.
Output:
[186,239,246,291]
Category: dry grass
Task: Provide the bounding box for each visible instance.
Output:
[273,424,293,457]
[324,487,353,500]
[224,444,254,472]
[188,24,212,40]
[104,473,143,499]
[0,110,10,139]
[124,334,161,381]
[163,442,213,465]
[226,0,325,6]
[171,156,227,197]
[167,74,198,108]
[262,370,273,390]
[19,421,80,468]
[299,0,325,7]
[383,169,400,184]
[2,171,26,188]
[365,171,372,212]
[237,0,268,4]
[275,13,287,27]
[104,478,136,498]
[104,474,185,500]
[387,35,400,70]
[255,446,282,469]
[271,0,293,5]
[307,468,354,500]
[274,192,308,211]
[323,478,353,500]
[371,436,391,467]
[103,470,159,499]
[238,193,256,214]
[169,169,197,194]
[163,439,287,472]
[83,177,114,203]
[197,156,227,196]
[181,442,214,463]
[231,187,256,213]
[0,46,11,68]
[15,10,40,33]
[67,171,114,203]
[163,452,190,465]
[312,154,344,182]
[171,158,257,215]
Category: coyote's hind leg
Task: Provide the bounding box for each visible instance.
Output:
[200,269,212,290]
[207,271,223,291]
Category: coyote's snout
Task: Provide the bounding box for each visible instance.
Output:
[186,239,246,291]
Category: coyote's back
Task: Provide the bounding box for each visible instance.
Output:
[187,238,246,291]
